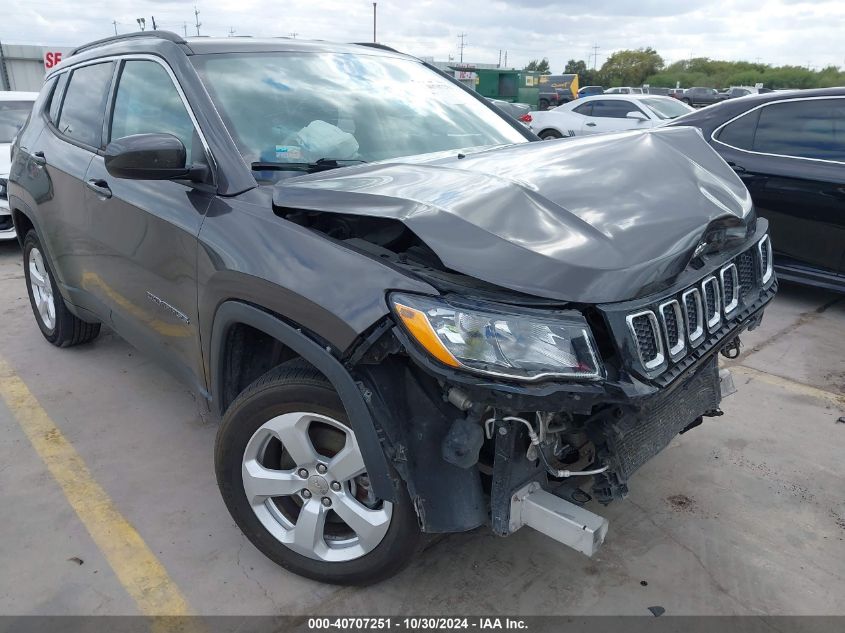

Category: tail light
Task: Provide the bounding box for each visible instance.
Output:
[519,113,532,123]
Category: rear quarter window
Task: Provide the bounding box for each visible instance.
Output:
[716,108,761,150]
[753,99,845,162]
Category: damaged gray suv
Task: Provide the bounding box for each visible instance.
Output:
[7,32,776,585]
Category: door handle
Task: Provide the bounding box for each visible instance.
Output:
[585,122,597,127]
[32,151,46,166]
[85,178,112,199]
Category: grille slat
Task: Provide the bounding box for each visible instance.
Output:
[737,251,755,299]
[626,311,664,370]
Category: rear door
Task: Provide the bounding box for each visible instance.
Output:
[82,58,214,391]
[714,97,845,273]
[578,99,646,134]
[32,62,115,315]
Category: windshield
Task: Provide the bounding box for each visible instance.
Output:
[191,52,527,176]
[641,97,693,119]
[0,101,33,143]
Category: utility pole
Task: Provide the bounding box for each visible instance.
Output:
[591,43,600,70]
[228,26,235,37]
[194,5,202,36]
[498,49,502,68]
[457,33,467,63]
[372,3,377,43]
[289,32,299,38]
[182,22,188,37]
[503,50,508,68]
[112,20,118,35]
[151,16,157,30]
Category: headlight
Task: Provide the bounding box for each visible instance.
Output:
[390,293,603,381]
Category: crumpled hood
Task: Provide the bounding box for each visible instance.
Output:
[273,126,753,303]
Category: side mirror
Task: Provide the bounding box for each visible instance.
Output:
[105,133,206,182]
[626,111,649,122]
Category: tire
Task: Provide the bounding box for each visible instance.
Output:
[23,230,100,347]
[538,99,550,111]
[539,129,564,140]
[215,363,422,585]
[683,98,692,106]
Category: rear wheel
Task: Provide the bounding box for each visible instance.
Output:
[23,230,100,347]
[215,363,422,585]
[539,129,564,140]
[538,98,550,111]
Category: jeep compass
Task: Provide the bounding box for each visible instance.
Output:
[7,32,776,585]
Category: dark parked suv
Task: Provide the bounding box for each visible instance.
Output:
[669,88,845,291]
[8,32,776,585]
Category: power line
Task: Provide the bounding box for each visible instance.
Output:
[457,32,467,63]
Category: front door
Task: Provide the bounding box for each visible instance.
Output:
[579,99,646,135]
[82,58,214,391]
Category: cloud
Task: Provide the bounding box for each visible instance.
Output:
[1,0,842,72]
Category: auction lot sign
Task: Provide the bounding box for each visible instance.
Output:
[43,50,64,71]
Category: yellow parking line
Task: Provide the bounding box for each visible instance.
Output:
[0,354,194,620]
[731,365,845,407]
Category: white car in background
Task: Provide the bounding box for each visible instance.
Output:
[1,91,38,240]
[528,94,694,140]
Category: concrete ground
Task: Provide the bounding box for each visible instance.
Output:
[0,237,843,617]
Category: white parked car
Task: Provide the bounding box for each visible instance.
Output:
[1,91,38,240]
[529,94,694,140]
[604,87,643,94]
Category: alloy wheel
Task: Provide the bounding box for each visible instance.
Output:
[241,411,393,562]
[28,247,56,330]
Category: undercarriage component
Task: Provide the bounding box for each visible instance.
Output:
[441,417,484,468]
[509,482,608,557]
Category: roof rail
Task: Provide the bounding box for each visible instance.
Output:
[69,30,186,57]
[352,42,401,53]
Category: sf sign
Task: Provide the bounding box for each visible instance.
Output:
[43,51,64,70]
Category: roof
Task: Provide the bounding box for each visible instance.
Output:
[0,91,39,101]
[576,93,676,102]
[57,31,411,71]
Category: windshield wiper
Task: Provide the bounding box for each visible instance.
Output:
[251,158,368,173]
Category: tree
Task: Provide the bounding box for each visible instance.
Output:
[564,59,587,74]
[524,57,551,74]
[600,47,664,87]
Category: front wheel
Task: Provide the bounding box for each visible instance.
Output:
[538,98,550,111]
[215,363,422,585]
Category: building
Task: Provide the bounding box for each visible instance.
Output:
[0,42,72,91]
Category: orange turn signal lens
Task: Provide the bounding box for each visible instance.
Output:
[394,303,460,368]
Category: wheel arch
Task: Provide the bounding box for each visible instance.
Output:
[209,300,395,502]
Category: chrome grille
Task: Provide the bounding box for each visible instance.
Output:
[621,236,772,377]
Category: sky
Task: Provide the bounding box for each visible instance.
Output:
[2,0,844,72]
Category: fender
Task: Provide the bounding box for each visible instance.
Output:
[209,300,395,501]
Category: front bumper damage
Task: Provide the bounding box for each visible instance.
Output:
[351,233,776,558]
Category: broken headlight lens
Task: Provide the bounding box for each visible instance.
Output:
[390,293,603,381]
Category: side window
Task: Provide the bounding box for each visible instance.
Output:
[48,73,69,124]
[753,99,845,162]
[110,60,198,165]
[57,62,114,148]
[590,100,644,119]
[573,103,593,116]
[716,109,761,150]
